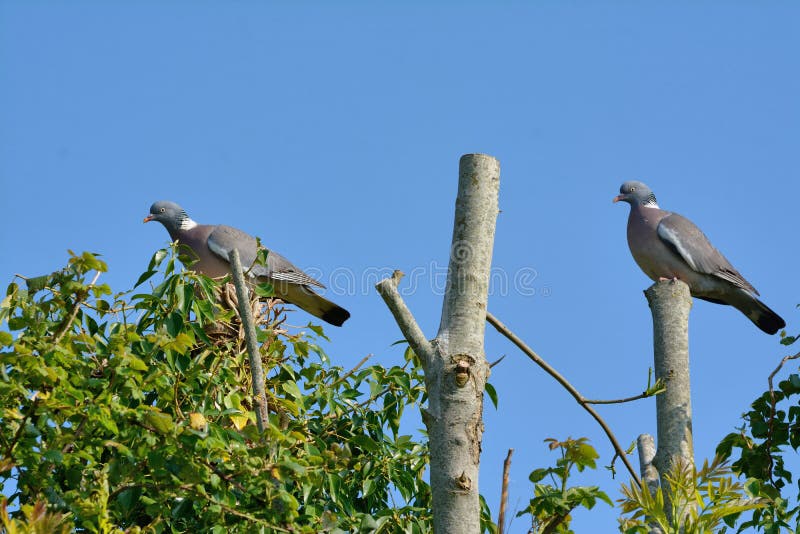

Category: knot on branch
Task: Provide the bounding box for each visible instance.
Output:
[454,471,472,492]
[451,354,477,388]
[455,359,471,387]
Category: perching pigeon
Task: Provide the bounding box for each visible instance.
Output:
[614,181,784,335]
[144,201,350,326]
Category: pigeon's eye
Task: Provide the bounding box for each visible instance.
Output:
[160,208,166,213]
[630,187,636,192]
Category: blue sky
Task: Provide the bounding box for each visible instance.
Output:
[2,2,799,532]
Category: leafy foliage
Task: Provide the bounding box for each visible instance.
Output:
[0,248,442,532]
[618,456,765,533]
[716,338,800,532]
[1,497,72,534]
[516,437,612,533]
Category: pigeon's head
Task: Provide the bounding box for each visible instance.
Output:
[144,201,192,235]
[613,181,658,207]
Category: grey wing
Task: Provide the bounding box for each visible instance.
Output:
[656,213,757,294]
[265,250,326,289]
[207,225,260,270]
[207,225,325,289]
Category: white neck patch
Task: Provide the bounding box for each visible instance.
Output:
[642,201,660,209]
[180,218,198,230]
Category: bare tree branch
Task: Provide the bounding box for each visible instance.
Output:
[489,355,506,368]
[332,353,373,387]
[485,310,642,487]
[585,384,665,405]
[497,448,513,534]
[375,271,434,368]
[228,249,269,434]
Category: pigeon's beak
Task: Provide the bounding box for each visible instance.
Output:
[143,214,155,223]
[612,194,626,203]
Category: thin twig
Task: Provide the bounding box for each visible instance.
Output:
[206,462,267,505]
[584,388,663,405]
[485,311,642,488]
[332,354,373,387]
[543,513,570,534]
[489,355,506,368]
[205,496,290,531]
[4,399,39,459]
[497,448,513,534]
[109,483,150,501]
[53,270,102,345]
[62,415,88,454]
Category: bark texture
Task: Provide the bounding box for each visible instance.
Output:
[644,280,694,501]
[636,433,659,497]
[228,249,269,433]
[376,153,500,533]
[637,433,663,534]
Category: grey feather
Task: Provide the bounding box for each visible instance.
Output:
[207,226,325,289]
[656,213,757,294]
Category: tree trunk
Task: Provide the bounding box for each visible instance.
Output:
[644,280,694,512]
[376,153,500,533]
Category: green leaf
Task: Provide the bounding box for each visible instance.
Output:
[307,324,325,337]
[25,275,50,294]
[571,442,599,470]
[255,247,269,267]
[254,282,274,297]
[97,413,120,435]
[0,331,12,346]
[8,317,26,330]
[43,450,64,463]
[127,355,148,371]
[484,382,498,409]
[134,269,157,288]
[81,251,108,272]
[149,248,168,270]
[193,298,215,322]
[751,420,769,438]
[282,380,303,401]
[279,460,306,475]
[144,410,174,434]
[116,487,140,513]
[528,467,552,483]
[352,435,380,453]
[790,374,800,391]
[86,314,99,336]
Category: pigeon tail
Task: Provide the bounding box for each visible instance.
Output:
[728,289,786,335]
[321,305,351,328]
[276,282,351,327]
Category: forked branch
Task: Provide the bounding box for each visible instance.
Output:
[485,311,642,487]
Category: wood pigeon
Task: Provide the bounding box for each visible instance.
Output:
[614,181,784,335]
[144,201,350,327]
